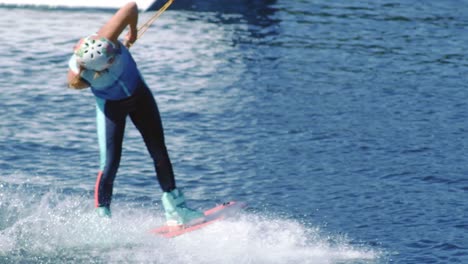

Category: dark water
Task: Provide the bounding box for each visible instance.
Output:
[1,0,467,263]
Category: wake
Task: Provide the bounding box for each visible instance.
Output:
[0,182,380,264]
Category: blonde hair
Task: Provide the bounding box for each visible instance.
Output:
[68,66,84,89]
[94,70,104,79]
[69,60,110,89]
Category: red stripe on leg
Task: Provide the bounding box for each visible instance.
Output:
[95,171,103,208]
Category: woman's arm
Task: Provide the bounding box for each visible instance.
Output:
[97,2,139,46]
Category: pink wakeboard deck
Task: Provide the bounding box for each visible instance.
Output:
[151,201,246,238]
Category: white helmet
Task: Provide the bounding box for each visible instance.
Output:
[74,35,117,71]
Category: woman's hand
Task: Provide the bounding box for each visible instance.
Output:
[123,28,137,48]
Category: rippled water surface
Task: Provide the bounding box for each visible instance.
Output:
[1,1,468,263]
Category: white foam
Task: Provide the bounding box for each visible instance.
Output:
[0,186,379,263]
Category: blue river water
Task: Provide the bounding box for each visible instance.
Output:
[1,0,468,263]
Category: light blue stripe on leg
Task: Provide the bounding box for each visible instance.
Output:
[95,98,107,171]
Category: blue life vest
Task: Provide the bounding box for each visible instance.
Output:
[69,42,142,100]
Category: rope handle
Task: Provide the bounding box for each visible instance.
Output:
[137,0,174,40]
